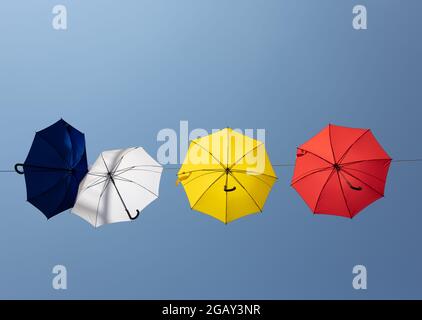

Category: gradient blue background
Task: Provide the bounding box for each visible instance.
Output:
[0,0,421,299]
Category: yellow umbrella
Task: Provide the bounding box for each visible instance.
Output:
[177,128,277,223]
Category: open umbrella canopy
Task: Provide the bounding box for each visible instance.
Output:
[72,147,163,228]
[177,128,277,224]
[15,119,88,219]
[291,124,392,218]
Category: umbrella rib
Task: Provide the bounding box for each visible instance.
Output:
[226,128,229,224]
[341,167,387,183]
[36,134,69,166]
[118,164,163,168]
[95,179,111,227]
[312,169,336,213]
[68,131,85,167]
[87,173,108,178]
[229,171,275,188]
[340,158,392,166]
[114,167,162,176]
[29,175,72,217]
[297,148,333,165]
[338,130,371,164]
[229,143,264,170]
[226,127,230,168]
[340,169,384,197]
[56,174,75,214]
[113,176,159,198]
[230,169,277,180]
[118,168,162,175]
[65,125,74,165]
[125,169,162,173]
[110,149,132,174]
[229,173,262,212]
[191,141,226,170]
[178,168,225,176]
[101,152,111,173]
[68,134,86,169]
[75,149,87,166]
[85,174,108,188]
[114,164,163,172]
[190,173,226,209]
[183,171,223,186]
[225,173,229,224]
[336,171,352,218]
[114,167,144,176]
[83,178,108,191]
[290,166,332,186]
[111,148,138,175]
[27,174,69,202]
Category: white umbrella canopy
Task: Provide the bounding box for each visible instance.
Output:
[72,147,163,228]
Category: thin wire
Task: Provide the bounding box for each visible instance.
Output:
[163,164,297,170]
[392,159,422,163]
[1,159,422,174]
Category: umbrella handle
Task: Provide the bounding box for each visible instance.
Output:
[126,209,140,220]
[224,185,236,192]
[339,171,363,191]
[14,163,25,175]
[176,172,192,186]
[346,180,362,191]
[296,149,307,157]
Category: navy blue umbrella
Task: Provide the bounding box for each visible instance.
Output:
[15,119,88,219]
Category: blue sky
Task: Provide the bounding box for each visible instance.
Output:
[0,1,421,299]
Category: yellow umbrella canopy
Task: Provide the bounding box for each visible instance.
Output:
[177,128,277,223]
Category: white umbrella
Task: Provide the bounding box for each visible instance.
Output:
[72,147,163,227]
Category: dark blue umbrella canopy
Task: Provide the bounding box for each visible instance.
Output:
[15,119,88,219]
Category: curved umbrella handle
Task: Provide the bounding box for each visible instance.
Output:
[176,172,192,186]
[346,181,362,191]
[296,149,307,157]
[14,163,25,175]
[224,185,236,192]
[126,209,141,220]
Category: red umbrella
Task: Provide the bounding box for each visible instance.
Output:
[291,124,392,218]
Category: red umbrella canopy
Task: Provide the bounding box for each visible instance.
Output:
[291,124,392,218]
